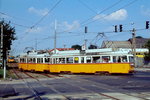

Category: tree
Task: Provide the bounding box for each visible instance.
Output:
[144,40,150,62]
[88,44,98,49]
[0,20,16,59]
[71,44,81,50]
[136,36,143,38]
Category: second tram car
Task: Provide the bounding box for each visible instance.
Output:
[18,48,134,74]
[7,56,15,63]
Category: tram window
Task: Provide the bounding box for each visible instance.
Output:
[92,56,100,63]
[53,58,56,64]
[28,58,32,63]
[129,56,134,63]
[102,56,110,63]
[122,56,127,62]
[86,57,91,63]
[81,57,84,63]
[56,58,59,64]
[59,58,65,64]
[20,58,22,63]
[27,58,29,63]
[20,58,25,63]
[24,58,26,63]
[74,57,79,63]
[113,56,117,63]
[50,58,52,64]
[31,58,33,63]
[67,57,73,63]
[32,58,35,63]
[45,58,49,63]
[41,58,43,63]
[37,58,40,63]
[21,58,26,63]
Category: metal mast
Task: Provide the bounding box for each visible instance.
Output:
[132,28,136,67]
[1,25,6,79]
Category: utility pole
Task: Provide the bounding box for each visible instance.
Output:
[1,25,6,79]
[132,28,136,67]
[54,20,57,54]
[84,39,87,50]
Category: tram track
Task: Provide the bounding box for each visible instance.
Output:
[58,75,147,100]
[9,68,147,99]
[54,75,119,100]
[10,69,44,99]
[10,68,70,99]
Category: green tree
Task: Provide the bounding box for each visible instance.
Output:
[88,44,98,49]
[71,44,81,50]
[0,20,16,59]
[144,40,150,62]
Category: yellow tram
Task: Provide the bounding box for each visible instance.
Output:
[18,48,134,74]
[7,56,15,63]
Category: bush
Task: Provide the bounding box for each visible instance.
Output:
[0,68,3,78]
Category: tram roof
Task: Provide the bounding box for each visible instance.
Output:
[19,48,148,57]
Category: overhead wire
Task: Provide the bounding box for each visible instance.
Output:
[10,0,142,54]
[0,12,33,28]
[12,0,63,55]
[78,0,98,14]
[80,0,123,25]
[80,0,139,45]
[30,0,62,29]
[58,0,139,48]
[0,12,29,22]
[81,0,138,27]
[58,0,123,34]
[18,0,62,41]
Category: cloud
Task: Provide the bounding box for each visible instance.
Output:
[25,26,45,33]
[141,5,150,17]
[93,9,127,21]
[59,21,80,32]
[28,7,49,16]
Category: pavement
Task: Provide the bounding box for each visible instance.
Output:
[0,67,150,99]
[135,67,150,72]
[0,84,16,98]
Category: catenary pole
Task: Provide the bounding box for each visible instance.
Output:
[1,25,6,79]
[132,28,136,67]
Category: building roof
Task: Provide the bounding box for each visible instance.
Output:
[48,48,75,52]
[101,41,132,48]
[128,37,150,48]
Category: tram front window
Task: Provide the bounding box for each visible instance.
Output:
[129,56,134,63]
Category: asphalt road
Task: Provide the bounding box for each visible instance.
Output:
[1,70,150,100]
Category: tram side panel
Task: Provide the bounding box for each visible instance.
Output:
[49,63,101,73]
[49,63,110,73]
[19,63,28,71]
[35,63,49,72]
[49,63,133,74]
[110,63,132,74]
[27,63,36,71]
[18,62,134,74]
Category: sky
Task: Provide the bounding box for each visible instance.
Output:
[0,0,150,55]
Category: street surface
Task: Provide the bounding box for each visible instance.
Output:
[0,69,150,100]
